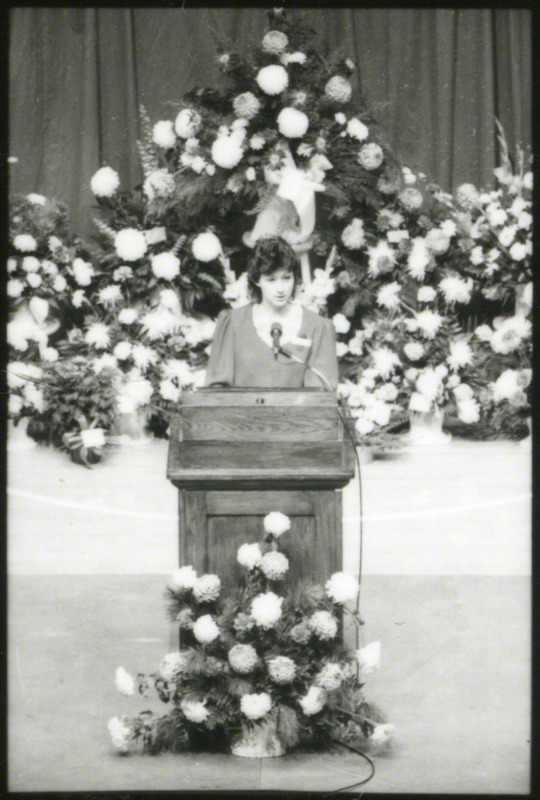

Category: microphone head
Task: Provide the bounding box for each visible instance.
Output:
[270,322,283,337]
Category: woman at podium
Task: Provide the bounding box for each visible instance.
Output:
[205,237,339,389]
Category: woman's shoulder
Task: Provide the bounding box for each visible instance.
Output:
[216,303,253,325]
[300,305,333,331]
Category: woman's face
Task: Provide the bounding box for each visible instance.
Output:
[257,268,295,309]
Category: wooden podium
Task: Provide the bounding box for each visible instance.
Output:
[167,389,356,590]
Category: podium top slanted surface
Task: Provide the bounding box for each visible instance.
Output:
[167,389,355,490]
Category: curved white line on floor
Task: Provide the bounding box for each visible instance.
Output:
[7,487,177,521]
[7,486,531,524]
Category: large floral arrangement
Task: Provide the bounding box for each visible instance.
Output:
[108,512,392,756]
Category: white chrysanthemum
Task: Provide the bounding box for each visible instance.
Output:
[143,168,175,201]
[192,231,222,262]
[490,316,531,354]
[98,285,122,306]
[488,207,508,227]
[152,120,176,150]
[370,723,395,751]
[131,343,158,370]
[371,347,401,379]
[85,323,110,349]
[277,107,309,138]
[262,29,289,54]
[161,359,194,386]
[256,64,289,95]
[212,135,244,169]
[160,651,189,682]
[260,551,289,580]
[80,428,106,449]
[23,383,45,412]
[455,182,479,209]
[181,699,209,724]
[315,662,344,691]
[309,610,338,640]
[509,242,527,261]
[237,542,263,570]
[151,252,181,280]
[325,75,352,102]
[469,245,484,266]
[90,166,120,197]
[111,341,131,361]
[358,142,384,170]
[72,258,94,286]
[367,241,397,277]
[408,391,432,413]
[52,275,67,292]
[268,655,296,684]
[9,395,24,416]
[240,692,272,720]
[335,342,348,358]
[403,342,424,362]
[107,716,131,753]
[192,614,220,644]
[229,644,258,674]
[331,313,350,335]
[439,275,473,305]
[406,238,431,281]
[26,273,42,288]
[118,307,138,324]
[13,234,37,252]
[193,574,221,603]
[498,224,518,248]
[416,367,442,402]
[447,340,473,370]
[20,256,40,275]
[398,187,423,211]
[453,383,473,401]
[299,685,326,716]
[7,279,24,298]
[91,354,118,374]
[356,641,381,675]
[517,211,532,230]
[491,369,523,403]
[417,286,437,303]
[346,117,369,140]
[233,91,261,120]
[365,401,392,428]
[115,666,135,696]
[425,228,450,254]
[325,571,359,604]
[8,257,17,273]
[263,511,291,537]
[172,565,198,590]
[281,51,307,65]
[140,309,181,340]
[377,282,401,309]
[251,591,283,629]
[250,134,266,150]
[457,398,480,424]
[375,382,399,403]
[341,218,365,249]
[114,228,147,262]
[174,108,202,139]
[159,379,180,402]
[415,310,443,339]
[440,219,457,237]
[7,361,43,390]
[27,193,47,205]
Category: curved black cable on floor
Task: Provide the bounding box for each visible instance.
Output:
[317,739,376,797]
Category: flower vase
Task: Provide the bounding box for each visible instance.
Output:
[109,407,151,446]
[231,720,285,758]
[406,407,452,446]
[8,417,37,452]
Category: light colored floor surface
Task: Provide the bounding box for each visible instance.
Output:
[7,438,532,793]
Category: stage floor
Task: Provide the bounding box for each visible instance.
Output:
[7,438,532,793]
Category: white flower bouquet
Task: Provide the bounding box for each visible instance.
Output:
[109,513,391,756]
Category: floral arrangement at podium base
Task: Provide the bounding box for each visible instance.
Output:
[109,512,392,758]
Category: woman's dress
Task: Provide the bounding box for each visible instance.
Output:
[204,303,339,389]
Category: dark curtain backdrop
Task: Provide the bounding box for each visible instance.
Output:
[9,7,531,238]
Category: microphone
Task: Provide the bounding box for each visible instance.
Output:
[270,322,283,360]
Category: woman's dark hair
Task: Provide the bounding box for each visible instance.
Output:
[247,236,301,302]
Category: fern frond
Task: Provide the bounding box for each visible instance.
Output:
[92,217,116,240]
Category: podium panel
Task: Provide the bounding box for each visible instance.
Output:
[167,389,355,590]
